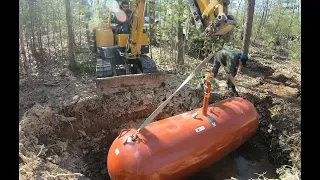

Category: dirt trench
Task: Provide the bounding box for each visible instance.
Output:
[19,73,290,180]
[19,76,204,180]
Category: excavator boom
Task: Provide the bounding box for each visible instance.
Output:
[128,0,147,58]
[187,0,237,36]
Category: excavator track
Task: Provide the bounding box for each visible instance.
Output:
[139,55,157,73]
[96,57,113,78]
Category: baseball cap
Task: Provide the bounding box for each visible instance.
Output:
[240,54,248,66]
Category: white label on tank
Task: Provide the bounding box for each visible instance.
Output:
[115,148,120,155]
[181,112,189,116]
[195,126,205,133]
[212,122,216,127]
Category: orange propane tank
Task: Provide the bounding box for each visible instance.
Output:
[107,97,259,180]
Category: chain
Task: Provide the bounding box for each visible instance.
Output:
[201,20,219,72]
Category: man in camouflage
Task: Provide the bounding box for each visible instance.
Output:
[211,49,248,97]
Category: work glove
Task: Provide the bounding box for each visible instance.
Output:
[199,75,219,91]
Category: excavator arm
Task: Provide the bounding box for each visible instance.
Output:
[127,0,147,58]
[187,0,237,36]
[126,0,236,58]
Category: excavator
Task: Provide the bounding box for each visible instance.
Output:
[91,0,237,94]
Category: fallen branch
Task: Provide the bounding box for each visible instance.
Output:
[47,173,84,178]
[56,114,76,122]
[61,82,71,91]
[37,144,44,157]
[44,81,61,87]
[19,152,32,163]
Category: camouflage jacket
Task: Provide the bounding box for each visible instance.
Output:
[212,49,241,76]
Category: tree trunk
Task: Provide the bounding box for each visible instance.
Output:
[79,0,82,46]
[171,8,174,62]
[236,0,243,19]
[159,0,162,63]
[51,3,58,56]
[262,0,270,27]
[65,0,78,71]
[177,0,184,65]
[239,12,246,41]
[273,1,284,44]
[57,5,64,56]
[241,0,255,55]
[46,4,51,58]
[254,0,267,42]
[286,0,296,49]
[28,0,37,55]
[36,3,43,51]
[83,0,91,50]
[19,0,30,78]
[149,0,156,44]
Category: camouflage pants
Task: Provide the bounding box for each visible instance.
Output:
[226,67,239,96]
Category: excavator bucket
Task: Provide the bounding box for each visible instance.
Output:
[95,73,165,94]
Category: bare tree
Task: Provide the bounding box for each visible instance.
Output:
[28,0,37,55]
[241,0,255,55]
[177,0,184,65]
[65,0,78,71]
[254,0,268,42]
[286,0,297,48]
[19,0,30,78]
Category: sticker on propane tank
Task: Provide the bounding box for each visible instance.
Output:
[195,126,205,133]
[212,122,216,127]
[115,148,120,155]
[181,112,189,116]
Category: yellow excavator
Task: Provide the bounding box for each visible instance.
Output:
[91,0,237,94]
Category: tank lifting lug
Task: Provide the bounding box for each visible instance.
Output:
[123,134,139,145]
[192,112,199,119]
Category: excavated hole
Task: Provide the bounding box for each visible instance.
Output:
[246,59,275,78]
[19,86,287,180]
[56,108,163,180]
